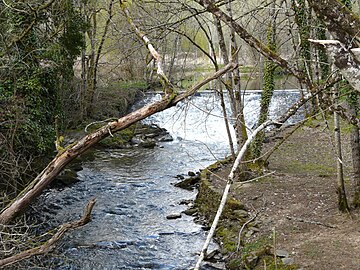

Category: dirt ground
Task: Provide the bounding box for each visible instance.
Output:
[210,121,360,270]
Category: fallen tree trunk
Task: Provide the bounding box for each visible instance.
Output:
[0,63,236,225]
[0,198,96,268]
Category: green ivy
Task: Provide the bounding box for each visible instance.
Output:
[0,0,85,192]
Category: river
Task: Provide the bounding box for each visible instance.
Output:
[39,90,301,270]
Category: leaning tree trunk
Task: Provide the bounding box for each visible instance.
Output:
[194,120,273,270]
[0,63,237,225]
[0,1,239,225]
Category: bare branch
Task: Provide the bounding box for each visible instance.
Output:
[0,198,96,268]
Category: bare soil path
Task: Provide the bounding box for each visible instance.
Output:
[210,121,360,269]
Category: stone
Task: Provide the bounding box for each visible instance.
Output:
[249,226,260,232]
[174,175,200,190]
[202,262,226,270]
[188,171,196,176]
[131,137,142,144]
[281,257,295,265]
[179,199,193,205]
[166,213,182,219]
[157,134,173,142]
[245,230,254,237]
[139,139,156,148]
[204,249,222,262]
[183,208,197,216]
[275,249,289,258]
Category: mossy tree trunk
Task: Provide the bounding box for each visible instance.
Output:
[250,1,277,161]
[292,0,317,116]
[339,0,360,210]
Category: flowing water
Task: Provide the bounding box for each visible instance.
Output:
[40,91,301,270]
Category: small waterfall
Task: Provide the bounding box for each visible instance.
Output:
[143,90,302,150]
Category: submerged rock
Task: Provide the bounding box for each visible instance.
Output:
[138,139,156,148]
[174,174,200,190]
[166,213,182,219]
[182,207,197,216]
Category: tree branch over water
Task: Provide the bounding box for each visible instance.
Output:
[0,4,238,224]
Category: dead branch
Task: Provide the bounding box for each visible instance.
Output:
[0,198,96,268]
[286,215,336,229]
[120,0,172,91]
[236,211,258,252]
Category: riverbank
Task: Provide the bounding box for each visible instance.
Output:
[195,119,360,269]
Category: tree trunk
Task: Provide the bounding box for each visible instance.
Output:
[86,9,96,116]
[351,122,360,207]
[348,98,360,207]
[334,105,349,212]
[213,16,235,157]
[226,1,247,150]
[251,2,277,160]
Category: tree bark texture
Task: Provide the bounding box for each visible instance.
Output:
[334,108,349,212]
[351,123,360,207]
[307,0,360,46]
[251,4,277,159]
[309,39,360,93]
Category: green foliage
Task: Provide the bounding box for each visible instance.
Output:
[251,19,276,159]
[292,0,312,77]
[316,24,330,79]
[0,0,85,193]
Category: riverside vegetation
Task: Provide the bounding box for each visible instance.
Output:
[192,118,360,270]
[2,0,360,269]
